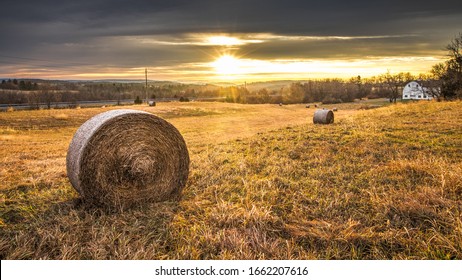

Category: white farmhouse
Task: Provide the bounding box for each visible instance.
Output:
[402,81,433,100]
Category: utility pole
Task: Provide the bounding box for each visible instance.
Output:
[145,68,148,104]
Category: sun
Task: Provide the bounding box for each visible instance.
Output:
[211,55,242,76]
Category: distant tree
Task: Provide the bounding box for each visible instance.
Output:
[350,75,367,99]
[222,86,244,103]
[439,33,462,99]
[134,96,142,104]
[256,88,270,103]
[283,83,304,103]
[381,71,413,103]
[27,92,40,109]
[19,80,26,90]
[40,85,55,109]
[418,64,445,100]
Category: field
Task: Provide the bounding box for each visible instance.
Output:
[0,100,461,259]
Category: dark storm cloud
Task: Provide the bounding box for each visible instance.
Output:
[3,0,461,34]
[1,0,462,78]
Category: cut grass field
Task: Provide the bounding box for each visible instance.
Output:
[0,100,461,259]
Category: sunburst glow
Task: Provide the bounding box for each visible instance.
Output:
[211,55,243,76]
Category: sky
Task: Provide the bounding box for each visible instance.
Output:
[1,0,461,82]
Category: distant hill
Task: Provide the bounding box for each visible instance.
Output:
[245,80,300,91]
[208,80,305,91]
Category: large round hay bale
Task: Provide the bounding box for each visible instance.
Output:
[313,109,334,124]
[66,109,189,208]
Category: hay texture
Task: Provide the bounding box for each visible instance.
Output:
[66,109,189,208]
[313,109,334,124]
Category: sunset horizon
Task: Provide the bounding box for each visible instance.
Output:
[1,1,461,83]
[0,32,447,83]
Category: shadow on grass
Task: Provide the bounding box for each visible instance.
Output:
[0,186,181,259]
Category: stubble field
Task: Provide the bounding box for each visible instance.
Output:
[0,100,461,259]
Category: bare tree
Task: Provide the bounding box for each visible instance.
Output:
[381,71,414,103]
[419,64,445,100]
[40,84,56,109]
[443,33,462,98]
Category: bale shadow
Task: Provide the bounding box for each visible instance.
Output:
[1,192,181,259]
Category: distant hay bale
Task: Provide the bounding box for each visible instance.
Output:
[333,108,338,112]
[6,106,14,112]
[149,101,156,107]
[66,109,190,209]
[313,109,334,124]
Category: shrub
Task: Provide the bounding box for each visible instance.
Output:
[134,96,143,104]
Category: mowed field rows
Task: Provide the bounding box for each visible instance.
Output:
[0,101,461,259]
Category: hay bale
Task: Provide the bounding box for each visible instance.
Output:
[66,109,189,208]
[313,109,334,124]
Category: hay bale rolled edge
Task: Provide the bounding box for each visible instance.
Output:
[66,109,190,208]
[313,109,334,124]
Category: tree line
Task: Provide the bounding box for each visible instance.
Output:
[0,72,440,107]
[218,72,434,104]
[1,79,39,91]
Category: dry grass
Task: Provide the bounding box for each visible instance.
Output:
[53,113,69,120]
[0,100,461,259]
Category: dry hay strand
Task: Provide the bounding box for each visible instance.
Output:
[66,109,189,209]
[313,109,334,124]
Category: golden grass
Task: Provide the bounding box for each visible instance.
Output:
[53,113,69,120]
[0,100,461,259]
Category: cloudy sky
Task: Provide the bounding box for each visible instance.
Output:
[1,0,461,82]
